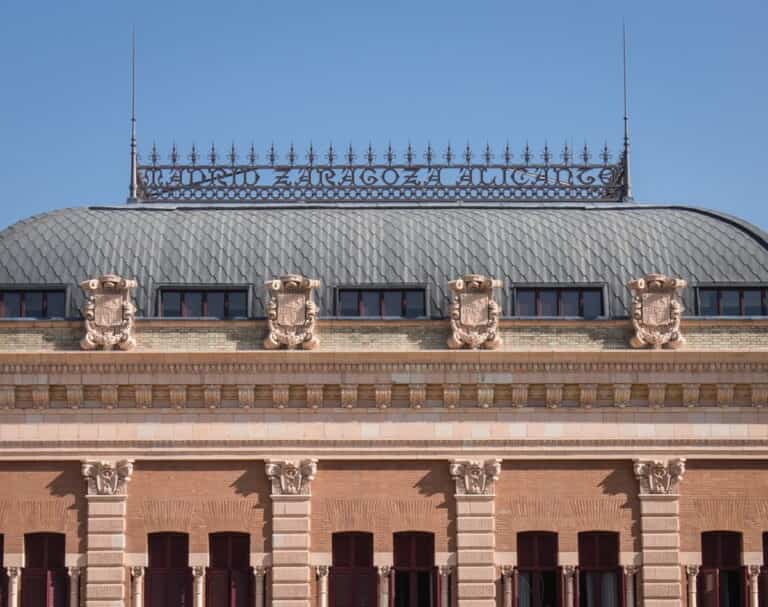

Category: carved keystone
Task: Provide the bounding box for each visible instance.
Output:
[628,273,686,350]
[80,274,138,351]
[447,274,502,350]
[263,274,320,350]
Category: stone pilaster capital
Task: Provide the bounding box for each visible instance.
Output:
[450,458,501,496]
[748,565,762,580]
[192,565,205,579]
[253,566,268,578]
[438,566,452,578]
[6,566,20,579]
[131,566,145,579]
[563,565,577,578]
[67,566,81,578]
[685,565,700,578]
[634,458,685,496]
[316,565,330,578]
[623,565,640,577]
[501,565,515,578]
[377,565,392,578]
[82,459,134,496]
[266,459,317,496]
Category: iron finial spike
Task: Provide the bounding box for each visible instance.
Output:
[386,142,394,166]
[582,142,591,165]
[249,143,257,165]
[150,141,159,166]
[463,142,472,165]
[504,141,512,165]
[288,143,296,166]
[189,143,198,166]
[209,142,217,165]
[326,142,335,166]
[229,142,237,165]
[424,142,434,167]
[444,142,453,165]
[405,142,414,166]
[484,142,492,165]
[622,21,633,200]
[128,28,138,202]
[346,142,355,165]
[523,142,531,165]
[307,142,316,166]
[171,142,178,165]
[542,141,551,165]
[366,142,375,166]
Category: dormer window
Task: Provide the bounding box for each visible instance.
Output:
[159,289,248,319]
[698,286,768,316]
[337,288,426,318]
[0,289,66,318]
[512,286,604,319]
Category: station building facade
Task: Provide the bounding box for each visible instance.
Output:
[0,144,767,607]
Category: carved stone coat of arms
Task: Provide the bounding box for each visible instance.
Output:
[80,274,138,351]
[628,273,687,349]
[447,274,502,350]
[263,275,320,350]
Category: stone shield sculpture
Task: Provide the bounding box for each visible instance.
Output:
[263,274,320,350]
[628,273,687,349]
[447,274,502,350]
[80,274,138,351]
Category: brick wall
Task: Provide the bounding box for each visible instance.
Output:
[1,319,766,352]
[310,461,455,554]
[495,461,640,554]
[0,462,85,555]
[125,461,270,554]
[680,460,768,554]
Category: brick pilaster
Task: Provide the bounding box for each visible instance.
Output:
[266,459,317,607]
[634,459,685,607]
[450,459,501,607]
[82,460,133,607]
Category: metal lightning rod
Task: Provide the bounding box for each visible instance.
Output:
[128,28,138,203]
[622,22,633,201]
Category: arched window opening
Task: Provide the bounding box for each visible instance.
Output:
[699,532,744,607]
[145,532,192,607]
[0,534,8,607]
[393,532,438,607]
[578,531,622,607]
[21,532,68,607]
[330,532,376,607]
[517,532,560,607]
[206,532,253,607]
[759,533,768,607]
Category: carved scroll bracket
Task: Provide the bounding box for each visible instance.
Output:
[447,275,503,350]
[628,273,686,350]
[265,459,317,496]
[450,459,501,495]
[633,458,685,496]
[264,275,320,350]
[80,274,138,351]
[82,459,134,496]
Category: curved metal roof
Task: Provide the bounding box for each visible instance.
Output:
[0,203,767,318]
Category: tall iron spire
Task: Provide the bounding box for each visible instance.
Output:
[128,29,139,203]
[622,22,633,201]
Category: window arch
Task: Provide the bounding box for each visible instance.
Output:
[330,532,376,607]
[146,532,192,607]
[207,532,253,607]
[699,531,744,607]
[21,533,68,607]
[578,531,622,607]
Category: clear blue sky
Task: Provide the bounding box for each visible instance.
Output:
[0,0,766,230]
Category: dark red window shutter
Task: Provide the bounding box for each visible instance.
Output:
[699,569,719,607]
[519,532,559,569]
[702,532,743,569]
[578,532,619,569]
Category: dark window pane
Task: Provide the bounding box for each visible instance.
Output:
[560,290,579,316]
[382,291,402,317]
[539,290,557,316]
[0,292,21,317]
[743,290,762,316]
[24,292,44,317]
[516,290,536,316]
[183,292,203,317]
[699,289,718,315]
[582,290,603,319]
[206,291,225,318]
[228,291,248,318]
[721,290,740,316]
[404,290,425,318]
[339,291,358,316]
[360,291,379,317]
[46,291,66,317]
[162,292,182,317]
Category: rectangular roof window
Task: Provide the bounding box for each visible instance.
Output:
[159,289,248,319]
[337,288,426,318]
[0,289,66,319]
[512,286,604,319]
[697,286,768,316]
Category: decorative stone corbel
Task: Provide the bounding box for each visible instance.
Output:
[82,459,134,496]
[447,274,502,350]
[628,273,686,349]
[263,274,320,350]
[633,458,685,495]
[450,459,501,495]
[80,274,138,351]
[265,459,317,496]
